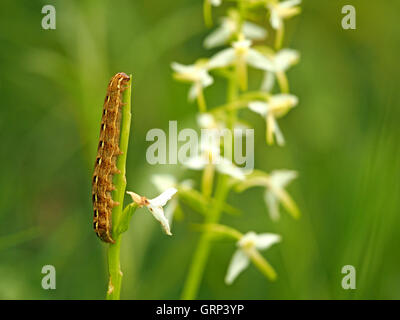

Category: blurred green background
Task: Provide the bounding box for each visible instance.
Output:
[0,0,399,299]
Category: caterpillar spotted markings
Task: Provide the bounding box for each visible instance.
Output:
[92,72,130,243]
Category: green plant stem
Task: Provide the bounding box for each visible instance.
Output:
[227,73,239,128]
[211,91,270,114]
[106,75,132,300]
[181,71,239,300]
[276,71,289,93]
[197,86,207,113]
[203,0,213,27]
[107,234,123,299]
[201,164,215,198]
[181,174,229,299]
[275,24,284,50]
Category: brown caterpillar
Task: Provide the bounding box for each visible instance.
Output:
[92,72,130,243]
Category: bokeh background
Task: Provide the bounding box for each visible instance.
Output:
[0,0,399,299]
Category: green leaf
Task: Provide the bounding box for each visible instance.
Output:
[116,203,138,235]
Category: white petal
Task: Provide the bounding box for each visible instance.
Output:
[210,0,222,6]
[261,71,275,92]
[272,118,285,146]
[172,62,212,86]
[151,174,177,192]
[208,48,236,69]
[268,94,298,116]
[148,188,178,207]
[183,155,207,170]
[242,21,267,40]
[272,93,298,106]
[216,157,246,180]
[188,84,199,101]
[270,11,282,30]
[200,70,214,87]
[264,190,281,221]
[164,198,178,224]
[248,101,269,116]
[225,249,250,285]
[204,25,232,49]
[200,130,221,155]
[147,203,172,236]
[275,49,299,71]
[281,0,301,9]
[239,231,257,247]
[255,233,281,250]
[269,170,298,189]
[246,49,275,71]
[171,62,193,74]
[232,38,252,51]
[197,113,216,129]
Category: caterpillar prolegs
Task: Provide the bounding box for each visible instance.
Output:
[92,72,130,243]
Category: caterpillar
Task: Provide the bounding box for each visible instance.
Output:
[92,72,130,243]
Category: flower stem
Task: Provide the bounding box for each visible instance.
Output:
[201,164,215,198]
[181,68,239,299]
[181,174,229,299]
[275,24,284,50]
[203,0,213,27]
[197,86,207,113]
[276,71,289,93]
[106,75,132,300]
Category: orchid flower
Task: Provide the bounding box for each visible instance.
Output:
[208,35,274,90]
[268,0,302,31]
[204,10,267,49]
[225,231,281,284]
[183,128,246,180]
[260,49,299,92]
[248,94,298,146]
[171,61,213,112]
[236,170,299,220]
[127,188,178,235]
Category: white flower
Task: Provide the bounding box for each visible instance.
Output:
[127,188,178,236]
[268,0,302,30]
[225,231,281,284]
[171,62,213,102]
[260,49,300,92]
[264,170,298,221]
[237,170,299,220]
[208,36,273,90]
[183,130,246,180]
[204,14,267,49]
[248,94,298,146]
[208,37,273,71]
